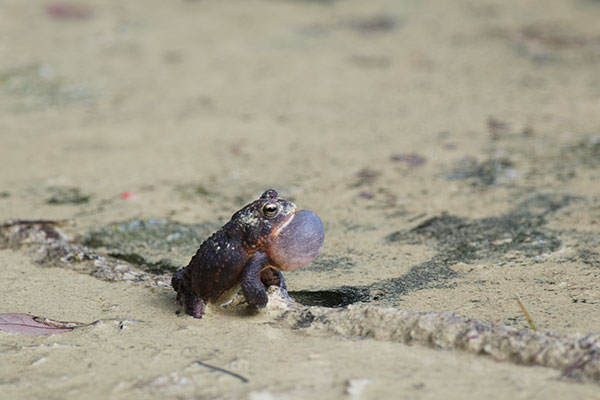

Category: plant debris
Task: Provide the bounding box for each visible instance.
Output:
[0,313,84,335]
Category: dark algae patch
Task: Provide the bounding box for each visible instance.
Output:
[395,196,566,259]
[46,186,90,205]
[375,193,574,302]
[575,249,600,269]
[107,253,179,275]
[446,158,515,186]
[84,219,219,274]
[302,255,355,271]
[568,136,600,167]
[0,64,94,110]
[345,15,399,34]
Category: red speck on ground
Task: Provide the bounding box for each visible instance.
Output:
[120,192,135,200]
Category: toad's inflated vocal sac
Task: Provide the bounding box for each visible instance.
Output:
[172,189,325,318]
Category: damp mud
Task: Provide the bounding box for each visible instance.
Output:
[2,0,600,399]
[84,219,219,274]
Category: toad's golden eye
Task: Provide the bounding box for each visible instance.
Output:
[262,203,279,218]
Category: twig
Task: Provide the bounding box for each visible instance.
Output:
[515,294,537,331]
[193,361,249,383]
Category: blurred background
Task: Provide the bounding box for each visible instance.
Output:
[2,0,600,222]
[2,1,600,397]
[1,0,600,324]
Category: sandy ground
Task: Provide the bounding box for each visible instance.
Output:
[1,0,600,399]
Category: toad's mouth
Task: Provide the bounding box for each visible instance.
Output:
[272,211,296,237]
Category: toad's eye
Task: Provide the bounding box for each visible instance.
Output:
[261,203,279,218]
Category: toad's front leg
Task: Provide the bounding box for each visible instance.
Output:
[260,268,290,300]
[241,252,270,308]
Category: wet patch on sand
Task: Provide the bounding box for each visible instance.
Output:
[567,136,600,168]
[301,254,355,271]
[0,64,95,111]
[488,23,600,63]
[446,157,517,186]
[371,193,573,303]
[46,186,91,205]
[83,219,219,274]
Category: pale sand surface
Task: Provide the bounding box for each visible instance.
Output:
[1,0,600,398]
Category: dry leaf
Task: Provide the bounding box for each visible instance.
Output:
[0,313,80,335]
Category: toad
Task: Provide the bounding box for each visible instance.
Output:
[172,189,324,318]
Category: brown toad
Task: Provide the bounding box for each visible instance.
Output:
[172,189,324,318]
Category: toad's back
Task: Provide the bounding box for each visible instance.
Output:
[175,223,250,301]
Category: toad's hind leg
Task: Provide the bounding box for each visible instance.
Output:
[184,292,206,318]
[172,267,206,318]
[241,252,270,308]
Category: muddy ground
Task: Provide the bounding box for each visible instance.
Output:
[1,0,600,399]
